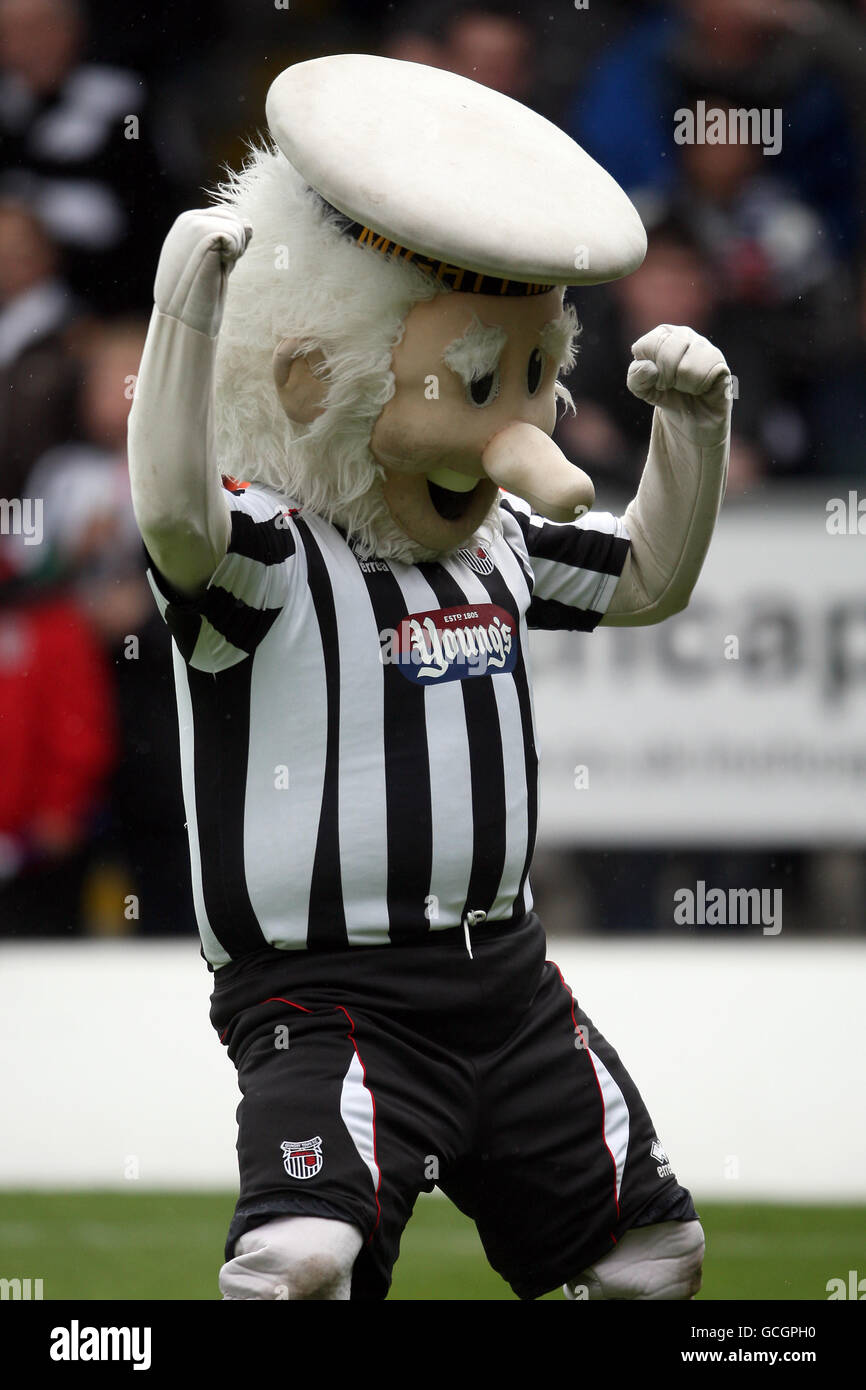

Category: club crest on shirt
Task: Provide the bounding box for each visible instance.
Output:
[456,544,494,576]
[281,1136,323,1180]
[380,602,517,683]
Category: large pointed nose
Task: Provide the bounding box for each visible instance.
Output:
[481,422,595,523]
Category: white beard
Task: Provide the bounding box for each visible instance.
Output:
[270,447,503,564]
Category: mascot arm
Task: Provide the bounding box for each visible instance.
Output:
[128,209,252,596]
[601,324,731,627]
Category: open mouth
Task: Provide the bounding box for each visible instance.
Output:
[427,478,479,521]
[426,468,480,521]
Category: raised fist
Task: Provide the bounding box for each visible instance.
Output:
[153,208,253,338]
[627,324,732,448]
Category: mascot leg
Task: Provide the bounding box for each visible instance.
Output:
[564,1219,705,1301]
[219,1216,363,1300]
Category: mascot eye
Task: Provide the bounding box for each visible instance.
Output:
[467,368,500,408]
[527,347,544,395]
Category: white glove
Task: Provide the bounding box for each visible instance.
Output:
[153,208,252,338]
[603,324,731,626]
[627,324,732,447]
[128,207,252,593]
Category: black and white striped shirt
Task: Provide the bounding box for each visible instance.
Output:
[146,482,629,967]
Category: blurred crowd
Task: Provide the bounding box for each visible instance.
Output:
[1,0,863,938]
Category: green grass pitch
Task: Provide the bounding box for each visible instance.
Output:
[0,1193,862,1300]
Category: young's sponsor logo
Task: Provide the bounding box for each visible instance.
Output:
[379,602,516,683]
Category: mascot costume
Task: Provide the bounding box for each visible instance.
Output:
[128,55,731,1301]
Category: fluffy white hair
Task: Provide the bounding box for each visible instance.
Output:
[544,304,581,414]
[210,142,578,561]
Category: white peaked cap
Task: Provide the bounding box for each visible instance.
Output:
[265,53,647,289]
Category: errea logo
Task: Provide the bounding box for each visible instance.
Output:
[651,1139,673,1178]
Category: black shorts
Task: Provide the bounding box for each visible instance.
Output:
[211,912,697,1300]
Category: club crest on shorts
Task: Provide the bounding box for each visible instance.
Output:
[456,544,494,576]
[281,1136,323,1179]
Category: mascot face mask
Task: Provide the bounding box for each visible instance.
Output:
[276,286,575,555]
[372,288,567,554]
[211,54,647,563]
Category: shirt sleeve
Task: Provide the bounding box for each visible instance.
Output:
[499,492,630,632]
[145,484,301,672]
